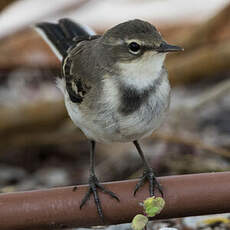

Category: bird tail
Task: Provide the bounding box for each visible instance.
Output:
[34,18,95,61]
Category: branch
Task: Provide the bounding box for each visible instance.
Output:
[0,172,230,229]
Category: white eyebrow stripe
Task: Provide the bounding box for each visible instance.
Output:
[125,39,143,45]
[124,39,156,49]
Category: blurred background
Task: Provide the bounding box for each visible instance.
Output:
[0,0,229,210]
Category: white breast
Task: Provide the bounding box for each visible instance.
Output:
[117,76,170,142]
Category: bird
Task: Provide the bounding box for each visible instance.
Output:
[35,18,183,220]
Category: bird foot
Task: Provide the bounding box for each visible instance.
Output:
[134,168,163,197]
[80,174,119,221]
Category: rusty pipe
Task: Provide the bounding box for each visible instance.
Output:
[0,172,230,229]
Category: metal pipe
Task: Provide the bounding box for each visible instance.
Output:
[0,172,230,229]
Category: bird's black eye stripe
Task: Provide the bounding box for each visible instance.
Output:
[128,42,141,53]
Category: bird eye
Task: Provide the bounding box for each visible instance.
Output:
[128,42,141,54]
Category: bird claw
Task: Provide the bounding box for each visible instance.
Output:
[134,168,163,197]
[80,174,119,222]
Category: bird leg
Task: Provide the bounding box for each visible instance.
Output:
[79,140,119,221]
[133,140,163,197]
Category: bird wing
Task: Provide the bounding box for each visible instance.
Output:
[62,35,101,103]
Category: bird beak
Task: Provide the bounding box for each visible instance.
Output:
[156,41,184,53]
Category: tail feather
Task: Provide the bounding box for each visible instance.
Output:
[59,18,94,39]
[34,18,95,61]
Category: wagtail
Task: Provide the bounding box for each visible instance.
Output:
[35,18,183,220]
